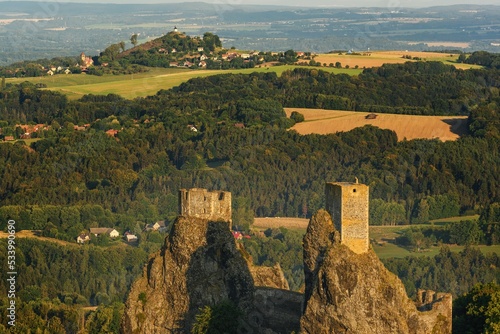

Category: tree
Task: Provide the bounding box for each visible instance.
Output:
[1,76,5,90]
[191,301,242,334]
[453,283,500,334]
[202,32,221,52]
[130,34,138,47]
[449,220,483,245]
[290,111,305,123]
[413,199,430,224]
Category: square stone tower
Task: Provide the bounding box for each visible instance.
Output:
[179,188,232,226]
[325,181,369,254]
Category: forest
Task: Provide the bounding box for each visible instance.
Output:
[0,59,499,332]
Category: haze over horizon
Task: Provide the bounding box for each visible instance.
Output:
[5,0,500,8]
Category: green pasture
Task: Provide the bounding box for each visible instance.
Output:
[373,243,500,260]
[369,215,487,259]
[6,65,362,100]
[429,215,480,224]
[0,138,41,145]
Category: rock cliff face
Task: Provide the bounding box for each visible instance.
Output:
[300,209,452,334]
[121,217,255,333]
[121,216,300,333]
[122,209,451,334]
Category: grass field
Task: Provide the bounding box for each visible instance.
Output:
[253,216,498,259]
[285,108,468,141]
[312,51,483,70]
[0,230,73,246]
[0,138,41,145]
[6,65,361,100]
[6,51,480,100]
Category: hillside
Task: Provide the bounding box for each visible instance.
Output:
[285,108,469,141]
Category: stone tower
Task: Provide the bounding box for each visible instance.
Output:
[325,181,369,254]
[179,188,232,226]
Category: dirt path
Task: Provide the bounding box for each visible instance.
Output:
[0,230,74,246]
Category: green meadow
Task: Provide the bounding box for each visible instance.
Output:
[369,215,490,259]
[6,66,362,100]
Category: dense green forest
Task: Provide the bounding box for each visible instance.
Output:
[0,63,499,230]
[0,60,499,332]
[0,238,156,333]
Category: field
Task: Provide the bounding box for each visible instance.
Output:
[0,230,73,246]
[6,65,361,100]
[311,51,483,70]
[252,216,500,259]
[253,217,309,230]
[6,50,480,100]
[285,108,468,141]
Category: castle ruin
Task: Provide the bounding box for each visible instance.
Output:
[325,181,369,254]
[179,188,232,226]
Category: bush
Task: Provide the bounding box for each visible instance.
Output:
[290,111,305,123]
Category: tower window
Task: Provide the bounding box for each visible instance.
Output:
[353,189,357,193]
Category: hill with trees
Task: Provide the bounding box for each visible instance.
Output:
[0,58,499,332]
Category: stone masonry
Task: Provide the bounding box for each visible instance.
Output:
[325,181,369,254]
[179,188,232,226]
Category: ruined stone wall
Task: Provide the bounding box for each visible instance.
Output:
[325,182,369,254]
[179,188,232,225]
[252,287,302,333]
[416,289,453,333]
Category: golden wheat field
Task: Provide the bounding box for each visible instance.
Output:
[253,217,309,230]
[311,51,481,70]
[285,108,468,141]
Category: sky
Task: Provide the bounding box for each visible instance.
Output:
[11,0,500,7]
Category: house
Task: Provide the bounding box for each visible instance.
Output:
[232,231,243,240]
[3,136,14,141]
[240,53,251,59]
[76,233,90,244]
[197,47,204,52]
[234,123,245,129]
[171,48,177,53]
[198,61,207,68]
[64,68,71,74]
[169,62,179,67]
[105,129,119,137]
[89,228,119,238]
[153,220,168,232]
[200,54,209,61]
[74,125,86,131]
[126,234,138,242]
[80,52,94,68]
[183,61,193,68]
[187,124,198,132]
[365,113,378,120]
[47,70,54,76]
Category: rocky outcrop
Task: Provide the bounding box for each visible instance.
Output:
[121,216,300,333]
[121,217,255,333]
[300,209,452,334]
[122,207,451,334]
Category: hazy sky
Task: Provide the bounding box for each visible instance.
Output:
[12,0,500,7]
